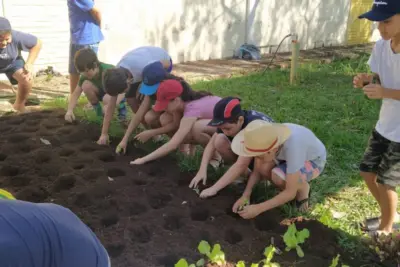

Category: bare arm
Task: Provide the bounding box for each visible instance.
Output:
[258,171,300,212]
[89,6,102,26]
[211,156,252,192]
[197,133,217,175]
[67,86,83,112]
[383,88,400,100]
[26,39,42,65]
[101,96,117,135]
[122,96,151,142]
[137,117,197,163]
[242,170,261,198]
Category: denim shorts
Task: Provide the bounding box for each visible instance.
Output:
[69,42,99,74]
[0,57,25,85]
[273,157,326,182]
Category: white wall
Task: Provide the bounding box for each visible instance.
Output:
[2,0,352,74]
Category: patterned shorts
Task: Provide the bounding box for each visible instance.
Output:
[272,157,326,182]
[359,129,400,187]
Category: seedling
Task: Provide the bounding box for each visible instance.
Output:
[283,223,310,258]
[329,254,349,267]
[193,187,200,195]
[198,240,226,265]
[236,245,280,267]
[175,258,204,267]
[238,199,250,211]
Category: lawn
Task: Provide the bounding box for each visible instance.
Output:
[43,53,400,261]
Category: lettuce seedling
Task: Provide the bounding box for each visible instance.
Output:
[198,240,226,265]
[283,224,310,258]
[238,199,250,211]
[175,258,195,267]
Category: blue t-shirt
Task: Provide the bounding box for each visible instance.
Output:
[217,110,274,141]
[0,30,37,71]
[0,199,109,267]
[68,0,104,45]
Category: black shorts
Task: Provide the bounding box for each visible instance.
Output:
[0,57,25,85]
[359,129,400,187]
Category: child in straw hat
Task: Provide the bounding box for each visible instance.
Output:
[230,120,326,219]
[189,97,274,197]
[353,0,400,234]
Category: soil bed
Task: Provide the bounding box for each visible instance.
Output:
[0,110,379,267]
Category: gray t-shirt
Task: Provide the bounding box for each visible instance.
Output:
[117,46,170,83]
[276,123,326,174]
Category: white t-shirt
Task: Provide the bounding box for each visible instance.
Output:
[368,39,400,142]
[117,46,171,83]
[276,123,327,174]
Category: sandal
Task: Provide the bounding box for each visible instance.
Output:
[295,188,312,210]
[209,158,224,169]
[359,216,400,232]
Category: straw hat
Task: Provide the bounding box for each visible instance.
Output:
[231,120,292,157]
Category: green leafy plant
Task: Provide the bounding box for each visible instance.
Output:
[175,258,205,267]
[369,231,400,263]
[198,240,226,265]
[283,224,310,258]
[236,245,280,267]
[329,254,350,267]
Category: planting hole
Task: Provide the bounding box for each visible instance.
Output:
[106,243,125,258]
[190,207,210,221]
[58,128,72,134]
[72,164,85,170]
[80,144,99,152]
[25,126,39,133]
[131,226,152,243]
[98,152,115,162]
[133,179,147,186]
[148,193,172,209]
[107,168,125,177]
[9,176,31,187]
[129,202,148,216]
[224,228,243,244]
[9,133,29,143]
[101,212,119,227]
[44,123,59,129]
[9,118,25,125]
[0,153,7,161]
[35,151,51,164]
[53,175,76,192]
[17,187,48,202]
[0,166,19,176]
[59,148,74,157]
[74,192,92,207]
[84,169,105,181]
[163,214,183,231]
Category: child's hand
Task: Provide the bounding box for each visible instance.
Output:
[130,157,147,165]
[363,83,386,99]
[189,172,207,188]
[238,204,262,219]
[97,134,109,145]
[353,73,372,88]
[134,130,154,143]
[64,111,75,123]
[116,141,127,154]
[232,196,249,213]
[199,186,218,198]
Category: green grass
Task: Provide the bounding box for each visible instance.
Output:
[43,54,399,258]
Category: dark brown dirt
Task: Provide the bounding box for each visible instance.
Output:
[0,110,377,267]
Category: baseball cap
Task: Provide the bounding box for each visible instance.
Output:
[208,97,243,126]
[153,79,183,112]
[0,17,11,31]
[358,0,400,21]
[139,61,168,96]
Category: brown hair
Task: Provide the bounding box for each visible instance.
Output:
[74,48,99,72]
[164,73,212,101]
[102,67,130,96]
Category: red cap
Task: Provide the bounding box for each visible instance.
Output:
[153,79,183,112]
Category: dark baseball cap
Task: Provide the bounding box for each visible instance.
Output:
[359,0,400,21]
[139,61,168,96]
[0,17,11,31]
[208,97,243,126]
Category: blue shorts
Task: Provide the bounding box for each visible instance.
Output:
[0,57,25,85]
[69,43,99,74]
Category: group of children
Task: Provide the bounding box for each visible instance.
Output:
[0,1,399,266]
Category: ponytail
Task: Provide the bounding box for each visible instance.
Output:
[164,73,212,102]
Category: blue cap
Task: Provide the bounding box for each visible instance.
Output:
[359,0,400,21]
[139,61,167,96]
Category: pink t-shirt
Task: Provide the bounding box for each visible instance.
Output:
[183,96,222,118]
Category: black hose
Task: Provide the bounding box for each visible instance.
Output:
[261,33,294,74]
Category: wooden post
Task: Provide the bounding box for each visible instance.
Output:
[290,40,300,85]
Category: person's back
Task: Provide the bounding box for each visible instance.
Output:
[0,199,109,267]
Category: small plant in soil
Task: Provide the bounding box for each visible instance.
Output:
[369,231,400,263]
[175,258,205,267]
[237,245,280,267]
[283,224,310,258]
[198,240,226,266]
[329,254,349,267]
[237,199,249,212]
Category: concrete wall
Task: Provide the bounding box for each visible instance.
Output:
[3,0,354,74]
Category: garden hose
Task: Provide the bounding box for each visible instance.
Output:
[262,33,295,74]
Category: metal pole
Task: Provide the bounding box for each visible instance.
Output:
[290,39,300,85]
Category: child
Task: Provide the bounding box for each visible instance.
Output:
[354,0,400,234]
[0,17,42,112]
[0,199,110,267]
[101,46,174,152]
[130,79,221,165]
[189,97,274,198]
[65,48,127,123]
[230,120,326,218]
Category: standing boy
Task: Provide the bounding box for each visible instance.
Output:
[354,0,400,234]
[68,0,103,95]
[0,17,42,112]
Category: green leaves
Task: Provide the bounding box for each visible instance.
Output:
[283,224,310,258]
[175,259,195,267]
[198,240,211,256]
[197,241,226,265]
[237,261,246,267]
